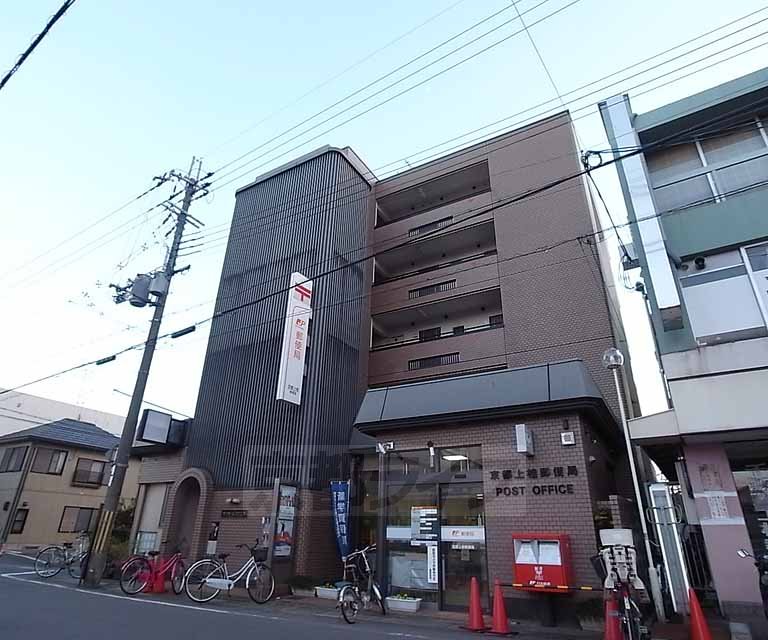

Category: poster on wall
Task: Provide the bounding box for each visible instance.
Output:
[276,272,313,405]
[427,543,438,584]
[273,485,297,558]
[410,506,438,545]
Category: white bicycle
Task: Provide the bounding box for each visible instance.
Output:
[184,544,275,604]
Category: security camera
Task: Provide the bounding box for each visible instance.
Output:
[694,256,706,270]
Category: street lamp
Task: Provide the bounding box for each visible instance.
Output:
[603,347,666,622]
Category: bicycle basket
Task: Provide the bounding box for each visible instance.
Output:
[251,546,268,562]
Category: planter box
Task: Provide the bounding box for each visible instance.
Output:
[315,587,340,600]
[385,597,422,613]
[291,588,316,597]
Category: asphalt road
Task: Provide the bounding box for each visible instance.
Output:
[0,553,533,640]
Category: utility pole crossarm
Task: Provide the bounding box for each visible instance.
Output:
[83,157,205,587]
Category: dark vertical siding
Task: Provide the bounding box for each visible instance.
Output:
[186,151,372,489]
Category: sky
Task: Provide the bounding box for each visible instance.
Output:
[1,0,767,433]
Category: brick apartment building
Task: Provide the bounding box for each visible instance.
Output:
[131,111,640,620]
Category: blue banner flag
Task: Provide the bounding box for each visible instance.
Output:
[330,480,350,558]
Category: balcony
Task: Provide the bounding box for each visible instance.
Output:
[369,289,505,385]
[374,220,496,285]
[376,161,491,227]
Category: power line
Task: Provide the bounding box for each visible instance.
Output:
[206,0,582,189]
[0,0,77,94]
[6,6,763,296]
[6,91,767,397]
[202,0,472,158]
[209,0,539,177]
[193,13,768,253]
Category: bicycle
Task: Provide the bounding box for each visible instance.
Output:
[119,544,187,595]
[338,544,386,624]
[34,532,90,580]
[184,543,274,604]
[597,540,649,640]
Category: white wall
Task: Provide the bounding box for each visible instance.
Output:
[0,390,125,436]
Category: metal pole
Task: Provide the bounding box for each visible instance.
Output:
[611,367,666,622]
[376,448,388,594]
[84,158,200,586]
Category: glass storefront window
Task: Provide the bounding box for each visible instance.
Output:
[358,470,379,547]
[388,449,432,476]
[439,445,482,473]
[386,484,438,600]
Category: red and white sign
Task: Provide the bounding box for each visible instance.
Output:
[276,272,313,404]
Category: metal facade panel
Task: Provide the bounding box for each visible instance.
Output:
[186,151,372,489]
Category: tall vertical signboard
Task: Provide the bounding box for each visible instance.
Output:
[331,481,351,558]
[273,484,297,558]
[276,272,313,404]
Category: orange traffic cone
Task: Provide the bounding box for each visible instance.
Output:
[462,576,489,632]
[688,588,712,640]
[604,594,622,640]
[488,579,515,635]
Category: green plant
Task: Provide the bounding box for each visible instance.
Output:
[388,592,420,600]
[288,575,318,590]
[318,582,337,589]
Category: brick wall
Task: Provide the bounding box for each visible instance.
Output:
[138,450,186,484]
[293,488,342,580]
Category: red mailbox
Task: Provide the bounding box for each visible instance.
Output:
[512,532,573,593]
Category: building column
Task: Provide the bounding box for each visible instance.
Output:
[683,444,763,622]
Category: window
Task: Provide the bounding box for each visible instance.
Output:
[72,459,106,486]
[0,446,27,473]
[59,506,99,533]
[439,445,483,473]
[134,531,159,554]
[418,327,441,342]
[32,448,67,475]
[388,450,432,476]
[489,314,504,328]
[452,325,465,336]
[408,352,459,370]
[10,508,29,534]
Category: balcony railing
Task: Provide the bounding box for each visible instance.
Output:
[372,320,503,352]
[375,249,497,286]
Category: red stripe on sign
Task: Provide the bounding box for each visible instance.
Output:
[295,284,311,297]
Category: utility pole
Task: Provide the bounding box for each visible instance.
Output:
[84,157,207,586]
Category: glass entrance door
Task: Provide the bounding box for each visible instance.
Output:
[440,483,488,610]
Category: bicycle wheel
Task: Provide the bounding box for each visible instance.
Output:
[246,563,275,604]
[170,559,187,595]
[34,546,65,578]
[339,585,361,624]
[185,559,225,603]
[67,552,88,580]
[371,581,386,615]
[120,556,152,595]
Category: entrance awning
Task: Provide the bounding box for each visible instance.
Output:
[354,359,619,441]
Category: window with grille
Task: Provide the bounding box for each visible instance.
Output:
[408,216,453,237]
[11,508,28,534]
[0,446,27,473]
[32,447,67,475]
[418,327,442,342]
[408,352,460,370]
[72,459,106,486]
[409,279,456,299]
[489,314,504,328]
[453,325,465,336]
[59,506,99,533]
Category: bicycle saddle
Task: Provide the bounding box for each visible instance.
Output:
[217,553,230,560]
[147,551,160,557]
[62,542,73,548]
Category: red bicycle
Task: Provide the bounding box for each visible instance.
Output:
[119,548,186,596]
